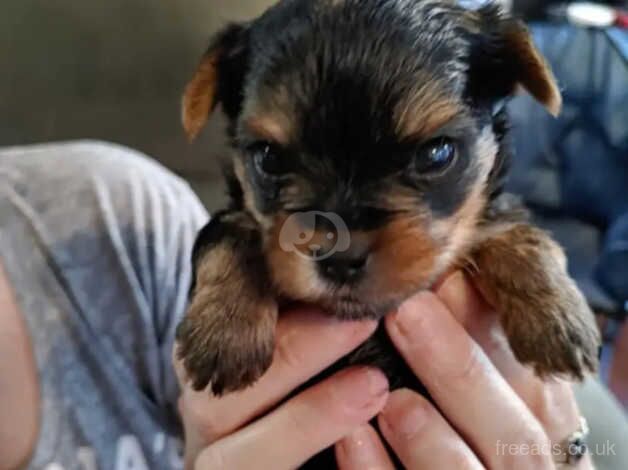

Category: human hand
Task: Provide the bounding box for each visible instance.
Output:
[337,272,594,469]
[173,307,389,470]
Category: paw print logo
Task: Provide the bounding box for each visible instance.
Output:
[279,211,351,261]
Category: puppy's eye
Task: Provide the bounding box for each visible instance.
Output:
[250,142,287,177]
[414,138,457,175]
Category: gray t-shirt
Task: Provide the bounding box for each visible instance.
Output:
[0,141,208,470]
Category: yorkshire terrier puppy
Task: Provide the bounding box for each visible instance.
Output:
[177,0,600,464]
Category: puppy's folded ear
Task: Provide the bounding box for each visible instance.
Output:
[182,23,250,141]
[467,6,562,116]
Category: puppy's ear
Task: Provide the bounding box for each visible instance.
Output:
[182,23,250,141]
[467,7,561,116]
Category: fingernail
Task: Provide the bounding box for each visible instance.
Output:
[336,367,389,406]
[366,368,389,397]
[340,425,380,464]
[381,394,427,439]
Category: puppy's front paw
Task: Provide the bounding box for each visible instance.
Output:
[500,278,600,380]
[471,223,600,380]
[176,294,277,395]
[177,210,278,395]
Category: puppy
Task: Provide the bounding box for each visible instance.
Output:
[177,0,600,465]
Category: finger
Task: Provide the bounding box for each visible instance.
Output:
[435,272,521,377]
[434,272,494,337]
[177,307,377,441]
[195,367,389,470]
[379,389,484,469]
[335,424,395,470]
[435,273,583,442]
[386,293,554,469]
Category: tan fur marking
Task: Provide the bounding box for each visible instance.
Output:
[469,223,600,379]
[361,129,496,305]
[504,24,562,116]
[241,84,297,145]
[367,216,438,296]
[394,80,464,139]
[379,184,423,213]
[266,213,327,300]
[233,157,273,230]
[177,242,278,394]
[182,50,220,141]
[431,128,497,272]
[244,115,291,146]
[433,189,486,275]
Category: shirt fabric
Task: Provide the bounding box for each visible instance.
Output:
[0,141,208,470]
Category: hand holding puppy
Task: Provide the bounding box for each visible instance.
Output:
[175,273,592,470]
[175,2,600,466]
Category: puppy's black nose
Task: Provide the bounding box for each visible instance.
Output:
[318,254,368,284]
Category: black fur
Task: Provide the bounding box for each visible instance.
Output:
[211,0,523,224]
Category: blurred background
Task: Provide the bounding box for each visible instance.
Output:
[1,0,625,210]
[1,0,627,405]
[0,0,276,212]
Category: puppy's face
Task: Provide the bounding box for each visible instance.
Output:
[183,0,561,319]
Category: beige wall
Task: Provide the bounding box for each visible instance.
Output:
[0,0,275,209]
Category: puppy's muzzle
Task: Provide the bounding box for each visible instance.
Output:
[317,247,370,284]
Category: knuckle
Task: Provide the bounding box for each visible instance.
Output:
[381,389,432,439]
[442,343,487,385]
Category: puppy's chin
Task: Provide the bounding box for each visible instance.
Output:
[318,293,401,321]
[315,269,443,320]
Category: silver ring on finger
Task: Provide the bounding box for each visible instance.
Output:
[554,417,590,468]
